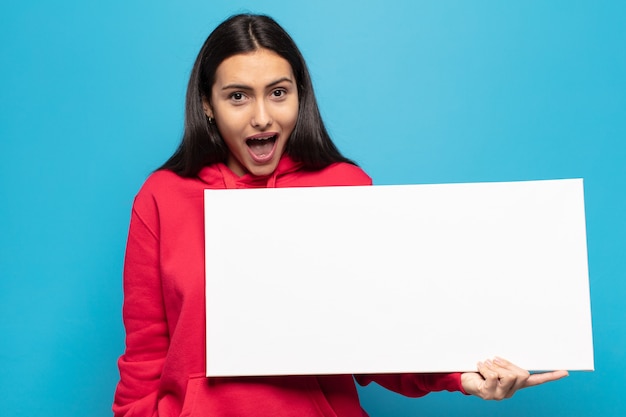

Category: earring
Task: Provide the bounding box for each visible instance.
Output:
[207,116,215,125]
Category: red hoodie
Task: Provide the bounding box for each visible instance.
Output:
[113,156,464,417]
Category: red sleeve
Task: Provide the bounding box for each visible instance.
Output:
[354,373,467,398]
[113,196,169,417]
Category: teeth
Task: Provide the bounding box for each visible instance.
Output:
[247,135,276,142]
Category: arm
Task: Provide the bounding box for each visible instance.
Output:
[356,358,568,401]
[355,372,466,398]
[113,205,169,417]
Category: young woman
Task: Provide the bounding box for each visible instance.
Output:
[113,13,567,417]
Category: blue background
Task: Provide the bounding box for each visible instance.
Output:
[1,1,624,415]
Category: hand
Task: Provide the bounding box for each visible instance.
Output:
[461,357,569,400]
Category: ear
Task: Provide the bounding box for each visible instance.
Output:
[201,96,214,118]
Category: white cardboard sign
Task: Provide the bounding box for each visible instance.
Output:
[204,179,593,377]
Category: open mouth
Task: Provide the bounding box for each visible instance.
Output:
[246,134,278,162]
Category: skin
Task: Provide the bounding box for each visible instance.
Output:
[203,48,299,177]
[461,357,569,400]
[203,46,569,402]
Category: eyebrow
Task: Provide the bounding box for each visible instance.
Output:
[221,77,294,91]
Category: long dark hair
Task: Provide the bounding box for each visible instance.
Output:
[160,14,355,177]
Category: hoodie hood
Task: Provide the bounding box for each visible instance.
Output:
[197,154,304,189]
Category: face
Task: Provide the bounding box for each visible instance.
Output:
[205,48,299,177]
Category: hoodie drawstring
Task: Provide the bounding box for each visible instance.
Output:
[266,171,277,188]
[218,164,238,189]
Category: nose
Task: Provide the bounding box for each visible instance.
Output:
[251,99,273,128]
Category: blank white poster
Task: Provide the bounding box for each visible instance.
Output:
[205,179,593,377]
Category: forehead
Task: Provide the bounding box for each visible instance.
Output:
[214,48,294,86]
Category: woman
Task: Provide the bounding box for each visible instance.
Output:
[113,13,567,417]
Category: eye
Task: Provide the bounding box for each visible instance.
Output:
[229,92,246,102]
[271,88,287,99]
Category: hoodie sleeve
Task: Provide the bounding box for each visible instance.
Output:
[354,373,467,398]
[113,194,169,417]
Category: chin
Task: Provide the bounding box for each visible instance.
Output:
[248,163,279,177]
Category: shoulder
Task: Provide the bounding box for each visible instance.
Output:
[132,169,201,213]
[316,162,373,186]
[134,170,182,200]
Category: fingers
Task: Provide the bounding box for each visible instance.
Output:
[476,361,499,398]
[526,370,569,387]
[477,359,527,400]
[492,357,530,398]
[465,357,569,401]
[473,357,569,400]
[492,357,568,389]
